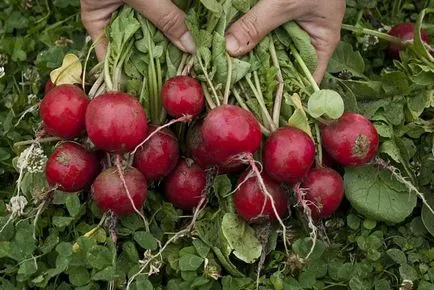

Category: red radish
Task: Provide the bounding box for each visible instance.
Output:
[201,105,262,167]
[300,167,344,218]
[321,112,379,167]
[133,125,179,181]
[233,171,289,223]
[92,167,147,216]
[186,120,214,169]
[163,159,206,210]
[44,79,55,94]
[161,76,204,118]
[45,142,100,192]
[186,120,245,173]
[40,84,89,139]
[85,92,148,153]
[263,126,315,185]
[388,23,430,59]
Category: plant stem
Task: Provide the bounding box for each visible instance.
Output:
[270,40,284,127]
[104,45,114,91]
[246,75,275,131]
[289,44,319,92]
[223,53,233,105]
[88,73,104,99]
[197,56,220,106]
[202,83,217,109]
[176,54,188,76]
[232,88,271,136]
[113,42,133,91]
[14,137,61,147]
[341,24,403,44]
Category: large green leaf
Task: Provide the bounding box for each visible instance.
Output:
[344,165,417,224]
[221,213,262,264]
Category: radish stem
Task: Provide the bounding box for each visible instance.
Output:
[223,53,233,105]
[289,44,319,92]
[270,40,284,127]
[341,24,402,43]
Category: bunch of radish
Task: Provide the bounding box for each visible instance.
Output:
[38,74,209,219]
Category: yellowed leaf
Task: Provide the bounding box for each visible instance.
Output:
[50,53,82,85]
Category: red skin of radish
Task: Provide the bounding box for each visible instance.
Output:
[40,84,89,139]
[301,167,345,218]
[202,105,262,167]
[321,112,379,167]
[388,23,430,59]
[161,76,204,118]
[186,120,245,173]
[91,167,147,216]
[85,92,148,153]
[263,126,315,185]
[163,159,206,210]
[44,79,55,94]
[45,142,100,192]
[233,171,288,223]
[133,125,179,181]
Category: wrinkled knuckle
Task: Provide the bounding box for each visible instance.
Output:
[158,11,183,36]
[238,13,260,43]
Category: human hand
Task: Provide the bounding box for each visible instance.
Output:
[80,0,196,60]
[225,0,346,83]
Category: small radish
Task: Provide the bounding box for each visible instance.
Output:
[40,84,89,139]
[161,76,204,118]
[186,120,245,173]
[163,159,206,210]
[233,171,289,223]
[321,112,379,167]
[133,125,179,181]
[45,142,100,192]
[263,126,315,185]
[85,92,148,153]
[92,167,147,216]
[388,23,430,59]
[300,167,344,218]
[44,79,55,94]
[201,105,262,167]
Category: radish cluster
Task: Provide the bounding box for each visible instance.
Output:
[40,76,209,218]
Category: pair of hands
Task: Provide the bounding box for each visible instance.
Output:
[81,0,345,82]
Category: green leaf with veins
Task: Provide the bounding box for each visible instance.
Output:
[307,89,345,119]
[221,213,262,264]
[344,165,417,224]
[327,41,365,77]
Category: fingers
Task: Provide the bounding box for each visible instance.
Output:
[225,0,301,56]
[312,38,339,84]
[126,0,195,53]
[80,0,122,60]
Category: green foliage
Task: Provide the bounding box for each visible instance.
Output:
[1,0,433,289]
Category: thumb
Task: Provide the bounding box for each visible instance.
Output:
[225,0,298,56]
[127,0,195,53]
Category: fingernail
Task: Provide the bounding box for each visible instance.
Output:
[225,34,239,54]
[180,32,196,53]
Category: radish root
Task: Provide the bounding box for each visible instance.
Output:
[236,153,289,255]
[114,155,148,230]
[131,115,193,156]
[374,157,434,215]
[294,183,318,260]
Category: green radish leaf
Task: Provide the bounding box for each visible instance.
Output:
[327,41,365,78]
[221,213,262,264]
[307,89,344,119]
[200,0,222,14]
[413,8,434,62]
[421,193,434,236]
[344,165,417,224]
[282,21,317,72]
[91,266,116,281]
[386,249,407,265]
[232,0,251,12]
[65,195,80,217]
